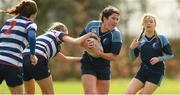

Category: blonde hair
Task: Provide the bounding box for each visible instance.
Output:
[139,13,162,48]
[48,22,68,34]
[141,13,157,26]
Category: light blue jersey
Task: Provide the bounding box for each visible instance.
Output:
[0,16,37,67]
[80,20,122,66]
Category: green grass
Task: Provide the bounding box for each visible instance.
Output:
[0,78,180,94]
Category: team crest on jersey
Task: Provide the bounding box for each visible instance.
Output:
[102,38,110,45]
[152,42,159,49]
[91,28,96,33]
[140,39,145,44]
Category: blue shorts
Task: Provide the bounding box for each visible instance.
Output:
[23,54,50,81]
[81,62,111,80]
[135,65,164,86]
[0,64,23,87]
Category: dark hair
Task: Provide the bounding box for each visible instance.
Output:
[99,6,120,22]
[0,0,38,18]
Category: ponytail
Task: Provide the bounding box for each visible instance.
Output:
[138,28,145,41]
[0,0,37,18]
[0,8,18,15]
[154,31,162,49]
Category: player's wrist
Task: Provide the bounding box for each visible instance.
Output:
[96,50,101,57]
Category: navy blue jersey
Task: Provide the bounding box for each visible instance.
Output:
[23,30,65,59]
[0,16,37,67]
[80,20,122,66]
[133,34,173,71]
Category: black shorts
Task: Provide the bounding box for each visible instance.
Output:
[81,62,111,80]
[135,65,164,86]
[0,64,23,87]
[23,54,50,81]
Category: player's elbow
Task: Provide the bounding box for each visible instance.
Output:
[111,54,120,61]
[110,57,116,61]
[73,39,81,45]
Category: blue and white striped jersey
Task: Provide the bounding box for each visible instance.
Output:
[23,30,65,59]
[0,16,37,67]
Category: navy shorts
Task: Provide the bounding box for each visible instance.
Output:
[135,65,164,86]
[0,64,23,87]
[81,62,111,80]
[23,54,50,81]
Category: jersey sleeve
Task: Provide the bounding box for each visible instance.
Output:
[79,29,87,37]
[110,30,122,55]
[158,35,174,61]
[54,31,66,42]
[26,23,37,55]
[79,20,100,37]
[28,29,36,54]
[26,23,37,32]
[159,35,173,55]
[79,22,92,37]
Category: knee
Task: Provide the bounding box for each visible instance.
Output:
[125,89,137,94]
[83,87,96,94]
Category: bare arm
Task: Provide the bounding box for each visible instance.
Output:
[53,52,81,63]
[128,48,137,61]
[62,32,97,45]
[97,51,118,61]
[129,38,140,61]
[90,46,118,61]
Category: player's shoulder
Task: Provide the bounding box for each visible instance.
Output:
[110,27,122,42]
[158,34,170,46]
[112,27,121,33]
[111,27,122,36]
[158,34,167,40]
[87,20,101,27]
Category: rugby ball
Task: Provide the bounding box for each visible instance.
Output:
[85,37,103,58]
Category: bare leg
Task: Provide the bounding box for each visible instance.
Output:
[139,81,158,94]
[125,78,144,94]
[9,84,23,94]
[81,74,97,94]
[96,80,110,95]
[37,75,54,94]
[24,79,35,94]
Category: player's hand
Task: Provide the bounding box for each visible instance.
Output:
[30,54,38,65]
[89,42,102,56]
[150,57,159,65]
[82,38,94,49]
[90,33,100,41]
[129,38,140,49]
[84,39,94,49]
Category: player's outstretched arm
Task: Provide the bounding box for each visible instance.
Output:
[62,32,98,45]
[54,52,81,63]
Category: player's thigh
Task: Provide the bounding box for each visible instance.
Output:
[81,74,97,93]
[37,75,54,94]
[24,79,35,94]
[125,78,144,94]
[140,81,158,94]
[8,84,23,94]
[96,80,110,94]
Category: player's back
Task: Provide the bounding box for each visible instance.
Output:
[0,16,34,66]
